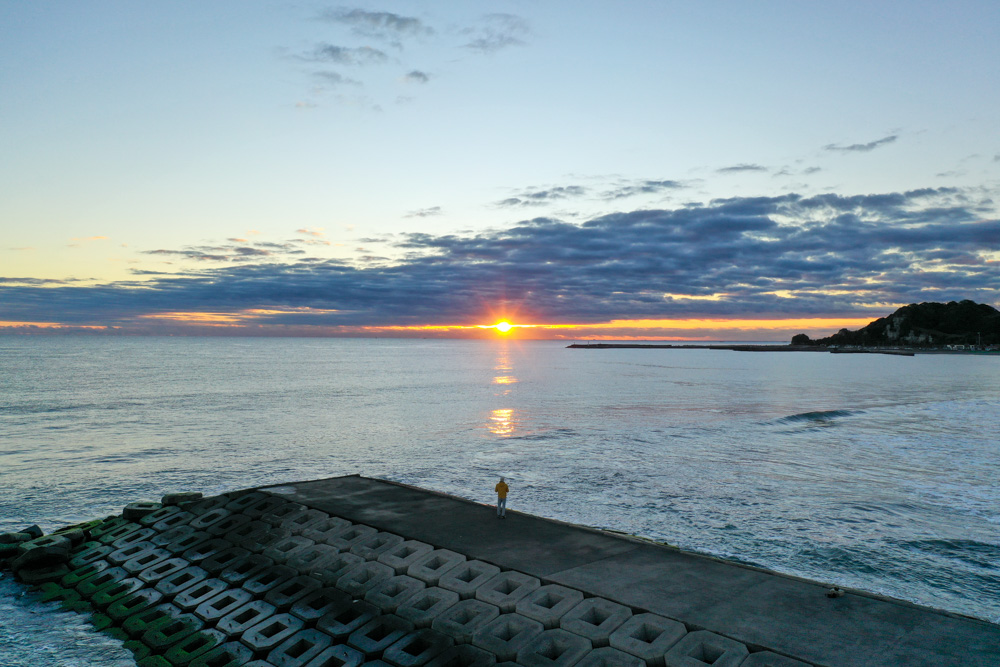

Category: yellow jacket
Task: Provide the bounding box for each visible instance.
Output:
[495,481,509,499]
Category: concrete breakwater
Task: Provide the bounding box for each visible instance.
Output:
[1,475,998,667]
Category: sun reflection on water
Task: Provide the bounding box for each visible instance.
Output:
[486,341,519,437]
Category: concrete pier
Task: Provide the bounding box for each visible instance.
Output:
[270,476,1000,667]
[2,474,997,667]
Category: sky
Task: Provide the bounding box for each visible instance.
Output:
[2,1,999,339]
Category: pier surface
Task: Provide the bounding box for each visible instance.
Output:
[267,475,1000,667]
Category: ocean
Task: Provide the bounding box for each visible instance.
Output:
[1,336,998,664]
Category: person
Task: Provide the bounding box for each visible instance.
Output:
[495,476,509,519]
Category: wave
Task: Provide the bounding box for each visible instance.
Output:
[778,409,859,423]
[897,538,1000,570]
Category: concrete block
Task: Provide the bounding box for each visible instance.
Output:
[261,502,308,528]
[438,561,501,601]
[188,641,254,667]
[406,550,466,586]
[15,563,70,585]
[301,516,352,544]
[91,577,146,609]
[662,631,748,667]
[217,599,278,637]
[77,565,130,598]
[396,586,460,629]
[366,575,427,613]
[240,526,291,555]
[560,598,632,648]
[154,565,210,599]
[242,612,307,654]
[162,491,204,506]
[201,546,252,575]
[290,586,351,623]
[516,586,585,630]
[107,588,165,622]
[223,519,270,551]
[221,553,273,585]
[471,613,544,662]
[517,629,592,667]
[123,547,173,575]
[108,541,156,565]
[475,572,540,613]
[153,510,196,533]
[124,501,163,521]
[311,552,364,586]
[138,557,190,584]
[224,490,269,514]
[185,495,231,516]
[738,653,811,667]
[351,532,405,561]
[383,628,454,667]
[183,537,234,564]
[288,544,341,574]
[122,602,181,637]
[244,564,297,597]
[317,599,380,640]
[574,647,644,667]
[142,611,202,651]
[139,505,183,527]
[62,559,110,588]
[96,521,144,545]
[207,513,253,537]
[265,574,322,610]
[166,530,213,555]
[327,524,378,552]
[194,587,254,623]
[265,536,316,565]
[305,644,365,667]
[378,541,435,575]
[431,599,500,644]
[174,577,230,612]
[337,561,395,598]
[89,516,131,538]
[243,495,290,519]
[266,628,333,667]
[424,644,497,667]
[284,509,330,535]
[190,508,234,531]
[163,627,227,666]
[67,542,113,569]
[150,524,196,548]
[608,614,686,667]
[347,614,415,658]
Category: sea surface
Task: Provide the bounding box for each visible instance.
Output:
[1,336,999,664]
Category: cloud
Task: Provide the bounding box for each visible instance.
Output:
[402,70,430,84]
[5,187,998,331]
[314,71,362,87]
[405,206,442,218]
[716,164,768,174]
[602,180,683,200]
[463,14,530,54]
[495,185,587,207]
[308,44,388,66]
[297,227,326,238]
[824,134,898,153]
[320,8,433,44]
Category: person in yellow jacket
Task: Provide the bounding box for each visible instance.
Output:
[495,476,509,519]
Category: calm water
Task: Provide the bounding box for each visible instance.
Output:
[1,337,999,663]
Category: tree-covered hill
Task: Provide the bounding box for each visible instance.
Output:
[792,300,1000,347]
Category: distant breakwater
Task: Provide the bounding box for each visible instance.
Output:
[566,343,916,356]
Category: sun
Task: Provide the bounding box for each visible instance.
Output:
[495,321,513,334]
